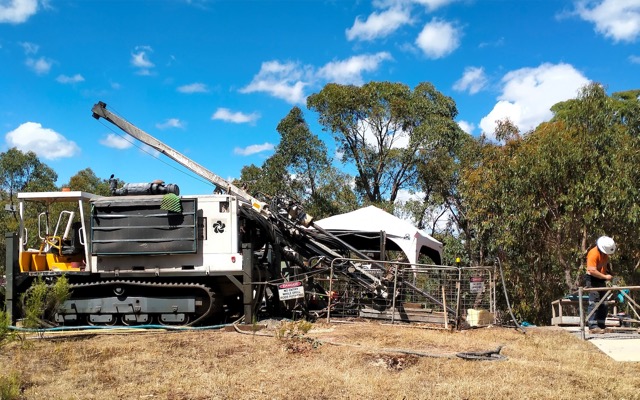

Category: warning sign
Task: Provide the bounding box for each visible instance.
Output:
[278,281,305,301]
[469,277,484,293]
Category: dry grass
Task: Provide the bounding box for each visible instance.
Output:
[1,320,639,400]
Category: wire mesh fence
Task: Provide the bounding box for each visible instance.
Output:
[319,258,496,328]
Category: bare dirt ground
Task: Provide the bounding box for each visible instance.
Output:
[1,320,639,400]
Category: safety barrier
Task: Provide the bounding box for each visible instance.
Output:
[322,258,496,329]
[577,285,640,340]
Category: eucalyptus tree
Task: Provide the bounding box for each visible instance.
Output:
[549,85,640,254]
[66,168,112,196]
[460,83,640,323]
[307,81,464,208]
[237,107,356,220]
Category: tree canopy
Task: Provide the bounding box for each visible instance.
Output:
[307,82,465,206]
[459,83,640,322]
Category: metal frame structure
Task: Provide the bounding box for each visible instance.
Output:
[324,258,496,328]
[578,285,640,340]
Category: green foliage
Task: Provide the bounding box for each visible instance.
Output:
[0,308,19,348]
[236,106,358,220]
[20,275,70,329]
[66,167,112,195]
[0,148,58,196]
[459,82,640,323]
[307,81,464,206]
[0,371,22,400]
[275,320,321,353]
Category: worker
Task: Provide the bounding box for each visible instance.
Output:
[585,236,616,334]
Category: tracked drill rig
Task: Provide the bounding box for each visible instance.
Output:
[3,102,397,327]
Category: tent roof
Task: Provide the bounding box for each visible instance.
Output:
[314,205,443,265]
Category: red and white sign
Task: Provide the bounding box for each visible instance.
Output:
[278,281,304,301]
[470,277,485,293]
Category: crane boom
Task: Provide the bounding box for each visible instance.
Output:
[91,101,268,215]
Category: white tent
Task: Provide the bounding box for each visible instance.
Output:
[314,205,443,265]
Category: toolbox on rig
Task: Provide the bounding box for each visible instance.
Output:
[90,195,198,255]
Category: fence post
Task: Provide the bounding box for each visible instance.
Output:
[391,264,398,324]
[327,261,334,324]
[455,268,462,328]
[578,286,585,340]
[442,285,448,329]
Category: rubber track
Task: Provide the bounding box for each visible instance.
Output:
[65,279,216,327]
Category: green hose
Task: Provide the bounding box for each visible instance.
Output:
[9,323,230,332]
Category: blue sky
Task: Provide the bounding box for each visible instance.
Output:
[1,0,639,196]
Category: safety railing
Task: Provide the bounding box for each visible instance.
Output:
[578,285,640,340]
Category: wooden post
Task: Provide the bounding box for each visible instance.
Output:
[391,264,398,324]
[442,285,448,330]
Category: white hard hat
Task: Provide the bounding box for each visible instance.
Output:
[596,236,616,255]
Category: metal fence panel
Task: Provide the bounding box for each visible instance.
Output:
[323,258,496,328]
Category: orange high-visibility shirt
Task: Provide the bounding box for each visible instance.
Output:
[586,246,609,274]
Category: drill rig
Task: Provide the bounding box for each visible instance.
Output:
[4,101,399,327]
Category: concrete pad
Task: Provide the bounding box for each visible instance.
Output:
[588,338,640,362]
[562,326,640,362]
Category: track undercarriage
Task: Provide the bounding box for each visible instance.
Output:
[51,279,219,327]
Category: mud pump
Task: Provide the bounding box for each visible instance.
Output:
[3,101,405,327]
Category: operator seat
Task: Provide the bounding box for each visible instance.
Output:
[61,221,84,256]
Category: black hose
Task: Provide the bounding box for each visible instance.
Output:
[496,256,526,334]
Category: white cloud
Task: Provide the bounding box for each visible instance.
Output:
[19,41,38,54]
[576,0,640,42]
[346,6,412,41]
[457,120,475,134]
[242,54,394,103]
[25,56,52,75]
[453,66,487,94]
[56,74,84,84]
[156,118,185,130]
[479,37,505,48]
[177,82,209,93]
[5,122,80,160]
[395,188,421,203]
[630,55,640,64]
[233,142,274,156]
[99,133,133,149]
[240,61,309,104]
[131,46,155,75]
[0,0,38,24]
[212,108,260,124]
[479,63,590,137]
[410,0,457,12]
[317,52,392,85]
[415,18,461,59]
